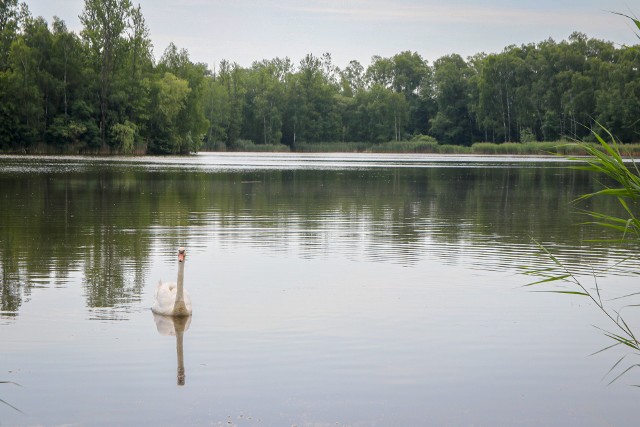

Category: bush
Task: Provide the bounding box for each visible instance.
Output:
[520,128,537,143]
[111,121,137,154]
[410,134,439,144]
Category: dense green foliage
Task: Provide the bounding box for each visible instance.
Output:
[1,1,640,153]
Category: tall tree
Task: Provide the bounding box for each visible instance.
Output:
[430,54,473,145]
[148,71,190,153]
[340,60,366,97]
[80,0,132,150]
[156,43,209,153]
[243,60,286,145]
[0,0,29,71]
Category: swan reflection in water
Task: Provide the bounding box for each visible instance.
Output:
[153,313,191,386]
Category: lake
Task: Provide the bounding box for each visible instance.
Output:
[1,153,639,426]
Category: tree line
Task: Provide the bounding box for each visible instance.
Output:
[1,0,639,154]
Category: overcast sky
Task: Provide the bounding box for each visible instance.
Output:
[25,0,640,69]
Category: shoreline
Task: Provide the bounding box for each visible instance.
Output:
[2,140,640,157]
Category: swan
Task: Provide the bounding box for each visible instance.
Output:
[152,247,192,317]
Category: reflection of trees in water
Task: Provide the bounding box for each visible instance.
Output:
[0,160,636,316]
[196,166,632,270]
[0,166,154,317]
[1,250,22,315]
[83,228,146,310]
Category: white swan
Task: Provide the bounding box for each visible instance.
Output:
[152,247,192,316]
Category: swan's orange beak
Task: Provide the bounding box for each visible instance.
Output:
[178,247,186,262]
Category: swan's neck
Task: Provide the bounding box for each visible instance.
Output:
[175,260,185,303]
[173,261,188,315]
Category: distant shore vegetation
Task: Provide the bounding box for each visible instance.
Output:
[1,0,640,155]
[203,136,640,156]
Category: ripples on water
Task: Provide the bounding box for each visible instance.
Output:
[1,154,637,304]
[1,152,637,317]
[0,152,572,171]
[1,153,639,426]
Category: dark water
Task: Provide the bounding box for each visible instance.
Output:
[1,153,638,426]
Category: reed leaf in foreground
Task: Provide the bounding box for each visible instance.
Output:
[567,127,640,240]
[610,11,640,39]
[0,397,23,414]
[0,381,23,414]
[524,242,640,385]
[526,125,640,384]
[525,241,638,348]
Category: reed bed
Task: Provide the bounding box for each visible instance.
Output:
[291,140,640,155]
[223,140,290,152]
[293,142,371,152]
[4,139,640,156]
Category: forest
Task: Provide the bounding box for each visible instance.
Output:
[1,0,640,154]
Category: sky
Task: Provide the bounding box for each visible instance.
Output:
[25,0,640,70]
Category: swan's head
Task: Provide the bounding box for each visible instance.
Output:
[178,247,186,263]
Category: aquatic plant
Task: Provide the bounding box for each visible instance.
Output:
[525,11,640,384]
[525,125,640,384]
[0,381,23,413]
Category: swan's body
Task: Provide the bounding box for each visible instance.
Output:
[152,281,192,316]
[152,247,192,317]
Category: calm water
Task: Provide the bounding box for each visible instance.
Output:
[1,153,639,426]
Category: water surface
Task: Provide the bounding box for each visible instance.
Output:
[1,153,639,426]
